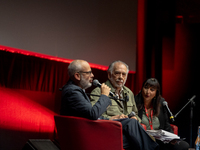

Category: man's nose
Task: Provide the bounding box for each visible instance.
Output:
[91,73,94,77]
[119,73,123,78]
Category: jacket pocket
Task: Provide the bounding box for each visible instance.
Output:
[127,101,133,114]
[106,100,123,116]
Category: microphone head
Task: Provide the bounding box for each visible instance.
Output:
[128,111,136,118]
[163,101,168,106]
[93,79,101,87]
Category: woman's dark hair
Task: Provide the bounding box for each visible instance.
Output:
[137,78,161,116]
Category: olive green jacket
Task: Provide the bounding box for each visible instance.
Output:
[90,80,141,123]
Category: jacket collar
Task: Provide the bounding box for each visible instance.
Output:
[66,79,90,101]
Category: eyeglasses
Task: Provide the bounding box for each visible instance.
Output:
[78,71,92,75]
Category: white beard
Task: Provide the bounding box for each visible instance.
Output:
[80,75,92,89]
[110,77,126,88]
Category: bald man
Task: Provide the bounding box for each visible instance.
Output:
[60,59,112,120]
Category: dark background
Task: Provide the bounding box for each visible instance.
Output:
[0,0,137,71]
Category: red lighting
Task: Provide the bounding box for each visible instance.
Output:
[176,15,183,19]
[0,87,57,132]
[0,45,135,74]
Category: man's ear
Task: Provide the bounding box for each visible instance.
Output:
[108,72,111,80]
[74,72,81,81]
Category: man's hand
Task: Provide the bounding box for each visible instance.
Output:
[101,83,111,96]
[130,116,138,120]
[109,114,128,120]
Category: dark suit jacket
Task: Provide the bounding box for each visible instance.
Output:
[60,79,112,120]
[135,92,173,133]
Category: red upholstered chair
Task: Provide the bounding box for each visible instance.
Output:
[170,124,178,135]
[141,124,147,130]
[54,115,124,150]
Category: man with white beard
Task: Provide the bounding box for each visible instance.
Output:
[60,59,112,119]
[90,60,141,122]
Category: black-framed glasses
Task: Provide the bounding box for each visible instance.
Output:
[78,71,92,75]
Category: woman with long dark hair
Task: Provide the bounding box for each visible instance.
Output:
[135,78,189,150]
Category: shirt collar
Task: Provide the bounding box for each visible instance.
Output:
[115,87,123,98]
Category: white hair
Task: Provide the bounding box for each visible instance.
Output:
[107,60,129,74]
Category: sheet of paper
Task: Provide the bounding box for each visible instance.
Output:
[146,129,180,143]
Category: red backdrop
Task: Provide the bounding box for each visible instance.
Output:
[0,46,136,150]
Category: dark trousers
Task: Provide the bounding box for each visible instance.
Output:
[156,139,189,150]
[121,119,159,150]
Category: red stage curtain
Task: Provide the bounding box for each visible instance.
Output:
[0,50,135,93]
[0,50,69,92]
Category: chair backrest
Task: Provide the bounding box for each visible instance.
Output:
[170,124,178,135]
[54,115,124,150]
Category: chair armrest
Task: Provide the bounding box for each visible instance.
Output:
[54,115,124,150]
[170,124,178,135]
[140,123,147,130]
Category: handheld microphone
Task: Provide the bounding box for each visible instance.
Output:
[163,101,175,122]
[128,111,136,118]
[93,79,116,98]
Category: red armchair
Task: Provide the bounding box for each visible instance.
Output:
[54,115,124,150]
[170,124,178,135]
